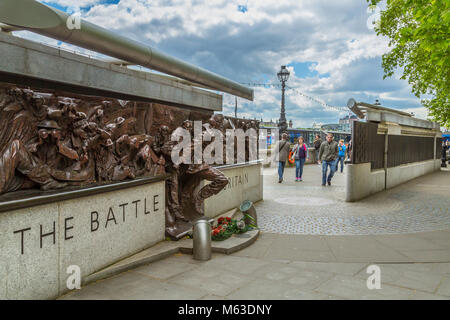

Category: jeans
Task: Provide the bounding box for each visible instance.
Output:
[315,150,320,162]
[322,159,337,185]
[295,158,306,179]
[336,156,345,172]
[278,161,286,180]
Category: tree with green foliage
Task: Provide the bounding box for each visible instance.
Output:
[368,0,449,128]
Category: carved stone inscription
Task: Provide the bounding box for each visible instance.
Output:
[12,194,160,255]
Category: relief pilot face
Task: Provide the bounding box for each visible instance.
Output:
[38,129,49,140]
[51,129,62,141]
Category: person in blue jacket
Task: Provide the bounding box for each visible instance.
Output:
[336,139,346,173]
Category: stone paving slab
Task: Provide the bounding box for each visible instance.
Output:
[437,277,450,297]
[354,264,445,293]
[60,250,450,300]
[225,278,338,300]
[83,229,259,285]
[315,274,417,300]
[166,263,257,297]
[59,165,450,300]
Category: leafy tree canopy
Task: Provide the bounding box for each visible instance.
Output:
[368,0,449,128]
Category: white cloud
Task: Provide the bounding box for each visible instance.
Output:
[18,0,428,126]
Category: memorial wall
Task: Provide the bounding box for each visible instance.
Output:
[0,83,261,299]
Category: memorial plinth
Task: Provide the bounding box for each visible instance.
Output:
[0,177,166,299]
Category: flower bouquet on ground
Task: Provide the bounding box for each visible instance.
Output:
[211,214,257,241]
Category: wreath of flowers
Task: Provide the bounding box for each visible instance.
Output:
[211,214,257,241]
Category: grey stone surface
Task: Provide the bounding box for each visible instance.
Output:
[133,260,197,280]
[60,251,450,300]
[58,181,166,294]
[79,271,207,300]
[204,163,263,218]
[0,180,165,300]
[226,278,334,300]
[0,203,59,300]
[386,159,441,189]
[290,261,367,276]
[252,262,335,290]
[346,163,385,202]
[355,264,445,293]
[325,236,411,263]
[315,275,415,300]
[203,255,270,276]
[437,277,450,297]
[399,250,450,263]
[0,32,222,111]
[167,264,255,297]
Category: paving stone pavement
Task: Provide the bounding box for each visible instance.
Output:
[60,252,450,300]
[258,165,450,235]
[60,165,450,300]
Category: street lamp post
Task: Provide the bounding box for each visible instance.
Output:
[277,65,290,134]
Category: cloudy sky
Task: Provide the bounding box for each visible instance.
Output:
[17,0,429,127]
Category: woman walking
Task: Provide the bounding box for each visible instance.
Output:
[292,136,308,181]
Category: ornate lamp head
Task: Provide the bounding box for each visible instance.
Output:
[277,65,290,83]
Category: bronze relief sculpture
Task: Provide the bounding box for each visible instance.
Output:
[0,84,259,239]
[0,85,164,194]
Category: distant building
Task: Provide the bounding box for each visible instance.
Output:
[321,123,341,131]
[319,114,356,132]
[312,121,323,129]
[338,114,358,131]
[339,114,358,125]
[261,119,294,128]
[260,119,278,127]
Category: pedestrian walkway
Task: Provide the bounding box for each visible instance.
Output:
[60,165,450,300]
[258,164,450,235]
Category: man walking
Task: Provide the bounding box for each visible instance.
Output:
[275,133,291,183]
[318,133,338,186]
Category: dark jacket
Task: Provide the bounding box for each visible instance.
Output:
[319,140,338,161]
[276,139,291,162]
[314,139,322,150]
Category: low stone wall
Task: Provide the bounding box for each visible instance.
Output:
[346,159,441,202]
[386,159,442,189]
[0,177,166,300]
[204,162,263,218]
[346,163,385,202]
